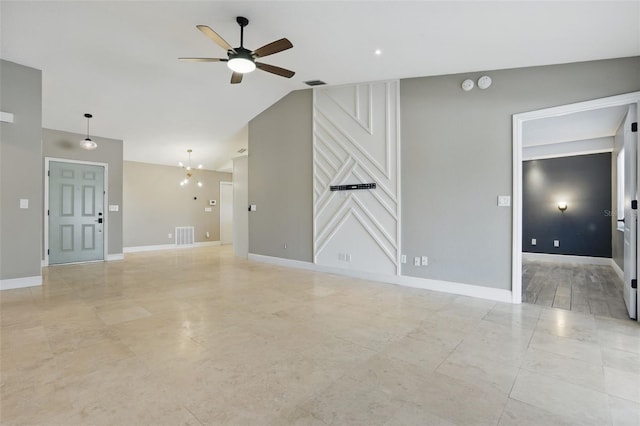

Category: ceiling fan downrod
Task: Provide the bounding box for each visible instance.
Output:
[237,16,249,48]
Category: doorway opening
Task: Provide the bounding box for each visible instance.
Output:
[512,92,640,321]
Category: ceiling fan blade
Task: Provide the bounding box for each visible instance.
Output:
[255,62,295,78]
[196,25,236,53]
[252,38,293,58]
[230,72,243,84]
[178,57,228,62]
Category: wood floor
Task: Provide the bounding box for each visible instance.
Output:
[523,260,630,320]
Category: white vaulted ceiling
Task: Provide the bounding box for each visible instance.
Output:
[2,1,639,171]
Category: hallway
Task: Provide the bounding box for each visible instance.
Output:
[523,260,629,321]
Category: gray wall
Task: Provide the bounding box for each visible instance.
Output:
[523,154,612,258]
[401,57,640,290]
[123,161,231,247]
[43,128,123,256]
[0,60,42,281]
[248,89,313,262]
[248,57,640,292]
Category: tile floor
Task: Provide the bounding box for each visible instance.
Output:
[1,246,639,425]
[522,260,629,320]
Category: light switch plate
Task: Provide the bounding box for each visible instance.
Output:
[401,254,407,264]
[204,207,212,212]
[250,204,257,212]
[108,204,119,212]
[497,195,511,207]
[554,240,560,247]
[19,199,28,209]
[531,238,537,246]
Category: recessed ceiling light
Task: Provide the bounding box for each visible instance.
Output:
[374,49,382,55]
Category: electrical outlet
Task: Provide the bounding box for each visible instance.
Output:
[421,256,428,266]
[284,243,287,249]
[414,257,420,266]
[531,238,537,246]
[168,233,172,239]
[346,253,351,262]
[554,240,560,247]
[338,253,346,261]
[497,195,511,207]
[401,254,407,264]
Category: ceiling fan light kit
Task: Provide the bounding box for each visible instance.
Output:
[179,16,295,84]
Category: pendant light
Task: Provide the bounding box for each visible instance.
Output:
[80,113,97,150]
[179,149,203,187]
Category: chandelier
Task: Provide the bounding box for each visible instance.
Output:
[179,149,203,187]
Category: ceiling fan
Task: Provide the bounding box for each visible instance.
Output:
[179,16,295,84]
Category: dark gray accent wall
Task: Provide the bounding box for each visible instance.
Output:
[0,60,42,280]
[248,89,313,262]
[43,129,124,256]
[401,57,640,290]
[523,154,612,257]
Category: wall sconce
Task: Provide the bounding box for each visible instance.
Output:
[558,201,568,212]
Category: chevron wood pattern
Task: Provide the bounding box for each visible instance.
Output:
[313,81,400,275]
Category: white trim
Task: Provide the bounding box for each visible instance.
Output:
[107,253,124,261]
[612,259,624,281]
[0,111,15,123]
[44,157,109,266]
[512,92,640,305]
[248,253,512,303]
[124,241,221,253]
[522,252,612,266]
[0,275,42,291]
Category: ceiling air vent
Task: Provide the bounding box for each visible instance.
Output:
[237,148,247,154]
[304,80,326,87]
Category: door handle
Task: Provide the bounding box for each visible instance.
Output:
[618,218,625,223]
[95,218,103,224]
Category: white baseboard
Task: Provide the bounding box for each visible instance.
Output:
[124,241,221,253]
[248,253,513,304]
[107,253,124,261]
[523,252,612,266]
[611,260,624,281]
[394,274,513,303]
[0,275,42,291]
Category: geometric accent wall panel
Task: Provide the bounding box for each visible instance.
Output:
[313,81,400,276]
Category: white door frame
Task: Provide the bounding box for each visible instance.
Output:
[512,91,640,304]
[44,157,109,266]
[219,181,233,245]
